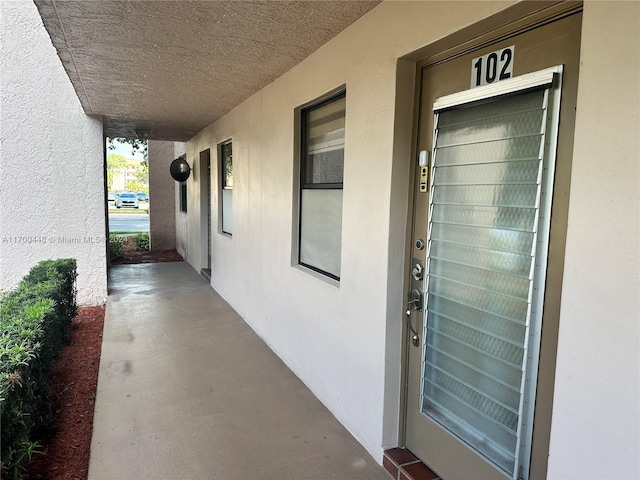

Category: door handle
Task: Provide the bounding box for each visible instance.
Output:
[407,288,422,311]
[406,289,422,347]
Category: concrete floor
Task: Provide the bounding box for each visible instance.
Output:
[89,262,389,480]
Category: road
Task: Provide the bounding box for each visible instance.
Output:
[109,213,149,233]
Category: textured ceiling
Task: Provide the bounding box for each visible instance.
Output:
[34,0,380,141]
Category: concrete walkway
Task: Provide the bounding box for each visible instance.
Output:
[89,262,389,480]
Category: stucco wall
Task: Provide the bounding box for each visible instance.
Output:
[547,3,640,478]
[180,0,515,460]
[173,142,188,258]
[148,140,176,251]
[0,0,107,306]
[178,1,639,475]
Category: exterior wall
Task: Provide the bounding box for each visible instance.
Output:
[177,1,640,475]
[148,140,176,251]
[547,3,640,479]
[180,0,515,460]
[0,0,107,306]
[174,142,188,258]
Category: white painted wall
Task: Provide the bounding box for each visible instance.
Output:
[547,3,640,479]
[148,140,176,251]
[177,1,640,475]
[179,0,514,461]
[173,142,188,258]
[0,0,107,305]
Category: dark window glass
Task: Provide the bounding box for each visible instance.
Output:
[222,142,233,189]
[302,94,345,186]
[220,141,233,235]
[180,182,187,212]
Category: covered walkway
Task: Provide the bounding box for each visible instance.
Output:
[89,262,388,480]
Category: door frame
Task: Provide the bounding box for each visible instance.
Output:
[397,2,583,478]
[199,148,211,273]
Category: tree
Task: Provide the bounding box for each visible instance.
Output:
[134,165,148,186]
[107,137,148,164]
[125,180,146,193]
[106,154,128,190]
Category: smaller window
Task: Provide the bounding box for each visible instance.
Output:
[220,141,233,235]
[298,90,345,280]
[179,182,187,212]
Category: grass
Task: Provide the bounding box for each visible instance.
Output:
[107,201,149,214]
[108,209,148,214]
[109,231,141,236]
[108,207,148,214]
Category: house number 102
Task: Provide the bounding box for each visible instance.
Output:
[471,46,515,88]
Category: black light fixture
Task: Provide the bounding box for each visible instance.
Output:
[170,155,191,182]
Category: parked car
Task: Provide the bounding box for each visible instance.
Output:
[115,192,139,209]
[136,192,149,202]
[107,191,116,202]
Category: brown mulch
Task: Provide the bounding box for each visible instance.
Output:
[111,237,183,265]
[26,306,105,480]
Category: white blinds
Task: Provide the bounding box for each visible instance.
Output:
[299,189,343,278]
[421,88,550,475]
[307,97,346,155]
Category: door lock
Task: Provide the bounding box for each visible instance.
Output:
[412,262,424,281]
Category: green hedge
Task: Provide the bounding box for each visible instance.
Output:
[134,232,150,251]
[109,234,125,261]
[0,259,77,480]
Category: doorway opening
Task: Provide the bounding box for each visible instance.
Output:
[105,137,150,264]
[199,149,212,281]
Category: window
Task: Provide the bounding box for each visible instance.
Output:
[179,182,187,212]
[298,91,345,280]
[220,141,233,235]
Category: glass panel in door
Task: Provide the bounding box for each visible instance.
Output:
[422,89,548,476]
[404,12,582,480]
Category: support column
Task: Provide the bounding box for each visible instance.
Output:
[148,140,176,251]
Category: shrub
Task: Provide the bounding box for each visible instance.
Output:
[0,259,77,480]
[109,234,126,260]
[134,232,150,251]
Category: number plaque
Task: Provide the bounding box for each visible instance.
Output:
[471,46,515,88]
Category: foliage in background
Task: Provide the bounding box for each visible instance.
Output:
[0,259,77,480]
[222,142,233,187]
[124,180,147,193]
[107,137,148,171]
[109,235,126,261]
[106,153,128,190]
[106,137,148,161]
[107,152,148,194]
[134,232,150,252]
